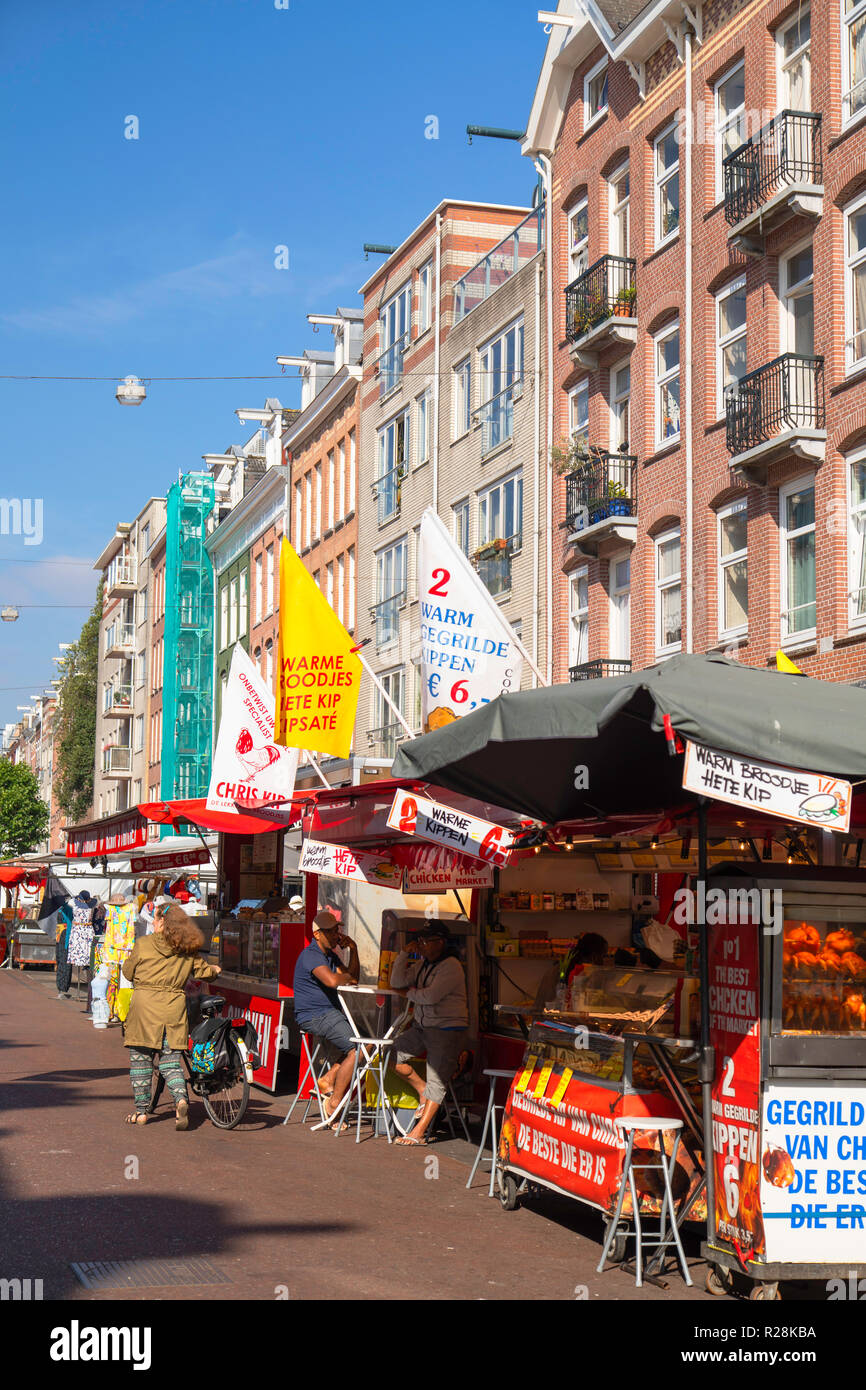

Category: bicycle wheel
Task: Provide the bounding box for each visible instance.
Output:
[202,1039,249,1129]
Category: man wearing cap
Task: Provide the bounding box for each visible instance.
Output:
[390,925,469,1145]
[292,911,360,1124]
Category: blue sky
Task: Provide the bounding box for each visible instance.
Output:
[0,0,544,729]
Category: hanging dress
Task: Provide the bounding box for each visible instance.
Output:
[67,903,94,966]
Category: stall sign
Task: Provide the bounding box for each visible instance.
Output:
[403,861,493,892]
[386,790,514,867]
[208,644,298,821]
[418,507,523,732]
[66,813,147,859]
[299,837,403,889]
[708,918,764,1258]
[500,1067,624,1210]
[761,1085,866,1263]
[129,848,209,874]
[200,984,284,1091]
[682,741,852,833]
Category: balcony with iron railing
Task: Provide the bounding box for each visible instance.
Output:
[565,256,637,368]
[105,622,135,657]
[472,533,521,598]
[477,379,522,457]
[725,352,826,483]
[376,331,410,398]
[453,204,545,322]
[564,448,638,555]
[569,659,632,681]
[371,462,406,525]
[103,685,133,716]
[367,722,407,760]
[723,111,823,247]
[102,744,132,776]
[370,589,405,648]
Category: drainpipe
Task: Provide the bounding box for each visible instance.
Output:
[684,26,694,653]
[433,212,443,515]
[534,154,554,684]
[533,258,542,681]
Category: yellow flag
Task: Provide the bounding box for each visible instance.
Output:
[275,539,362,757]
[775,650,804,675]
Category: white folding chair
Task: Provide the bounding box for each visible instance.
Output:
[283,1031,329,1126]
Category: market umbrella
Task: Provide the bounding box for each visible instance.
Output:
[392,653,866,826]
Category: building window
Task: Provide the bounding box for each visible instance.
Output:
[568,568,589,668]
[326,561,334,609]
[348,546,355,629]
[228,577,238,646]
[569,379,589,452]
[848,450,866,625]
[375,666,406,739]
[379,282,411,392]
[266,545,275,615]
[220,586,229,651]
[610,362,630,451]
[136,650,146,688]
[846,194,866,371]
[716,276,747,416]
[337,552,345,624]
[654,322,681,445]
[314,464,322,540]
[140,523,150,557]
[568,197,588,280]
[718,499,748,639]
[654,123,680,245]
[479,319,523,453]
[374,538,407,648]
[778,7,810,109]
[255,553,263,625]
[584,57,608,127]
[377,409,409,522]
[454,498,471,557]
[715,62,746,200]
[304,474,312,549]
[610,553,631,661]
[780,477,816,639]
[294,482,302,549]
[479,471,523,549]
[609,163,630,259]
[134,715,144,753]
[238,570,247,638]
[453,358,471,438]
[844,0,866,123]
[327,450,335,531]
[418,260,433,333]
[348,430,356,514]
[137,587,148,626]
[253,646,262,676]
[655,528,682,655]
[416,390,431,464]
[265,639,274,692]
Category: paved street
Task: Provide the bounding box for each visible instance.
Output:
[1,967,713,1302]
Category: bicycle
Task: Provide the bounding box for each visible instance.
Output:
[146,995,257,1129]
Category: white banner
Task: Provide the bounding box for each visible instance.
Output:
[418,507,523,733]
[386,789,514,867]
[682,741,852,833]
[403,862,494,893]
[207,645,298,820]
[299,837,403,889]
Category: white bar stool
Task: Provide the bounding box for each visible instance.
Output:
[597,1115,692,1288]
[283,1032,328,1126]
[466,1068,515,1196]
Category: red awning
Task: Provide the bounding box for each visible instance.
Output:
[64,808,149,859]
[138,797,306,837]
[0,866,45,888]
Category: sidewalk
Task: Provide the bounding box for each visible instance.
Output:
[0,968,711,1301]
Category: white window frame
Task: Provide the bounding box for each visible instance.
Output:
[570,379,589,455]
[266,545,275,616]
[655,527,682,657]
[238,569,247,638]
[416,390,431,465]
[568,197,589,281]
[337,552,345,624]
[337,439,346,521]
[654,122,680,248]
[568,567,589,669]
[608,161,630,260]
[777,7,810,111]
[479,469,523,550]
[715,62,746,202]
[779,473,817,643]
[314,463,322,540]
[304,473,312,550]
[418,260,433,333]
[716,275,747,419]
[609,360,630,452]
[453,498,471,556]
[348,430,356,514]
[327,450,335,531]
[228,576,238,646]
[379,282,411,359]
[845,191,866,372]
[717,498,749,641]
[843,0,866,126]
[374,537,408,649]
[654,321,681,447]
[847,446,866,628]
[134,714,144,754]
[453,357,471,439]
[348,546,355,629]
[375,665,406,732]
[255,553,263,625]
[609,551,631,662]
[293,482,302,548]
[220,586,229,651]
[584,57,609,129]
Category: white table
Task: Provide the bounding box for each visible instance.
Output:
[312,985,413,1141]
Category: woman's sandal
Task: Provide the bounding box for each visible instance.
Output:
[395,1134,428,1145]
[175,1099,189,1131]
[125,1112,149,1124]
[322,1097,349,1134]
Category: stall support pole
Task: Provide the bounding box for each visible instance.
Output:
[697,799,716,1245]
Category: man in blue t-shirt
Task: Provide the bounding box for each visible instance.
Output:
[292,911,360,1124]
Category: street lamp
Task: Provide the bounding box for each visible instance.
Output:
[1,606,18,622]
[116,376,146,406]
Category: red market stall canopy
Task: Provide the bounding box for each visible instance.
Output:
[138,796,308,837]
[0,865,45,888]
[64,808,149,859]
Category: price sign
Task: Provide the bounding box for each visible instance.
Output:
[386,790,515,867]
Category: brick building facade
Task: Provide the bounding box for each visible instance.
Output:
[526,0,866,685]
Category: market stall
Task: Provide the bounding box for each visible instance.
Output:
[0,865,48,968]
[392,653,866,1296]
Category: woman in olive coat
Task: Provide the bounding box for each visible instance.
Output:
[121,905,220,1127]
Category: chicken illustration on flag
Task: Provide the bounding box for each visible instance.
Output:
[235,727,281,782]
[207,644,298,820]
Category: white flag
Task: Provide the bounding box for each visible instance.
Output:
[418,507,523,733]
[207,644,298,820]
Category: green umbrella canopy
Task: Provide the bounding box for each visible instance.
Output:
[392,653,866,826]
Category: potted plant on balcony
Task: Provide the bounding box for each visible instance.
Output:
[613,285,636,317]
[573,292,607,338]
